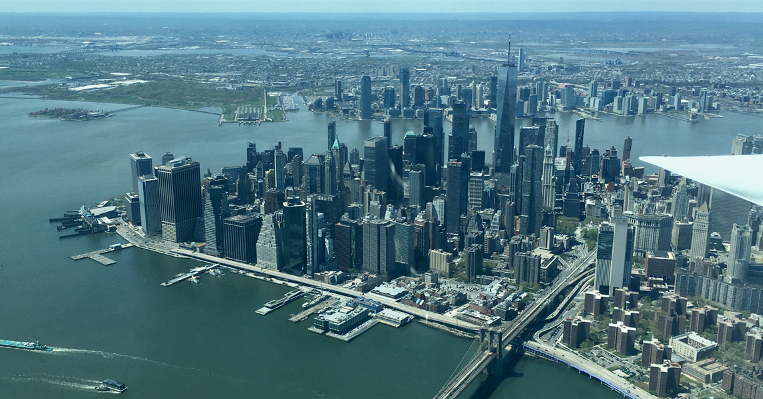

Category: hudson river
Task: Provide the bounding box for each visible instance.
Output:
[0,93,752,397]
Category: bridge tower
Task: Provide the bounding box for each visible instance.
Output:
[479,328,503,376]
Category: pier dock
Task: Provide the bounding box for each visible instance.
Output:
[70,243,134,265]
[289,300,334,323]
[160,264,218,286]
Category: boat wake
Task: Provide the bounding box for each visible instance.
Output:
[1,373,101,391]
[51,347,197,371]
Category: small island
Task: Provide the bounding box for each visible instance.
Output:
[28,107,110,121]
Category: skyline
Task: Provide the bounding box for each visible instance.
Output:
[2,0,763,14]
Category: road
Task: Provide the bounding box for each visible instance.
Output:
[524,341,654,399]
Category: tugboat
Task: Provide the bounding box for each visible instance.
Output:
[94,379,127,393]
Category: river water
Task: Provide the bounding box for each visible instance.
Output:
[0,94,753,398]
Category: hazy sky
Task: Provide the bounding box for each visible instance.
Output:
[3,0,763,13]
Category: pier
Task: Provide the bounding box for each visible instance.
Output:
[289,300,334,323]
[70,243,134,265]
[160,264,218,286]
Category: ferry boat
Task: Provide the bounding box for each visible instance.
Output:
[94,379,127,393]
[0,339,52,351]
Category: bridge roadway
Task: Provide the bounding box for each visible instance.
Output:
[433,249,597,399]
[170,248,482,332]
[524,341,654,399]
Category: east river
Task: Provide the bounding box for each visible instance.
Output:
[0,91,755,398]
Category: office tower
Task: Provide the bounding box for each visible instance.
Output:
[622,136,632,163]
[130,152,153,194]
[753,134,763,154]
[383,118,391,144]
[698,89,708,113]
[334,219,363,272]
[363,136,389,192]
[467,125,478,155]
[425,108,444,170]
[281,197,307,275]
[494,47,517,176]
[383,86,395,109]
[517,47,525,72]
[594,216,635,295]
[731,134,754,155]
[709,188,753,241]
[303,154,324,195]
[203,175,230,257]
[445,159,469,235]
[408,167,425,211]
[468,172,484,211]
[475,84,483,109]
[625,213,674,253]
[543,145,556,211]
[562,177,581,219]
[489,76,498,105]
[334,78,342,101]
[725,224,753,284]
[689,203,710,262]
[588,81,598,102]
[363,219,396,280]
[222,214,261,264]
[460,88,473,110]
[274,148,286,191]
[394,221,415,271]
[520,145,543,237]
[138,175,161,234]
[387,145,403,202]
[125,193,141,226]
[287,147,303,164]
[156,157,202,243]
[399,67,410,109]
[671,184,690,220]
[449,100,469,160]
[471,150,485,172]
[256,213,283,271]
[360,75,372,120]
[349,147,360,165]
[331,138,345,192]
[466,244,483,279]
[323,151,336,195]
[327,121,336,151]
[543,119,558,155]
[573,118,585,175]
[414,85,425,107]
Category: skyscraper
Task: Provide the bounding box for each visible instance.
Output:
[425,108,444,170]
[222,214,261,264]
[360,75,372,120]
[689,203,710,261]
[494,46,518,176]
[156,157,203,243]
[542,144,556,210]
[256,213,283,271]
[445,158,469,235]
[518,47,525,73]
[363,136,389,193]
[671,184,690,220]
[334,78,342,101]
[622,136,633,163]
[282,197,307,276]
[130,152,153,194]
[362,219,396,281]
[203,175,230,257]
[449,100,469,160]
[138,174,161,234]
[594,215,635,296]
[520,145,543,237]
[725,224,753,284]
[573,118,585,175]
[274,148,286,191]
[327,121,336,151]
[399,67,410,109]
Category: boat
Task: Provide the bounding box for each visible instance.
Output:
[94,379,127,393]
[208,268,224,276]
[0,339,53,351]
[189,276,200,284]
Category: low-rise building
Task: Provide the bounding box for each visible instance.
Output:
[682,359,727,384]
[669,332,717,362]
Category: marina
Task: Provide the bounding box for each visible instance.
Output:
[289,300,335,323]
[160,264,218,286]
[70,243,134,266]
[255,289,306,315]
